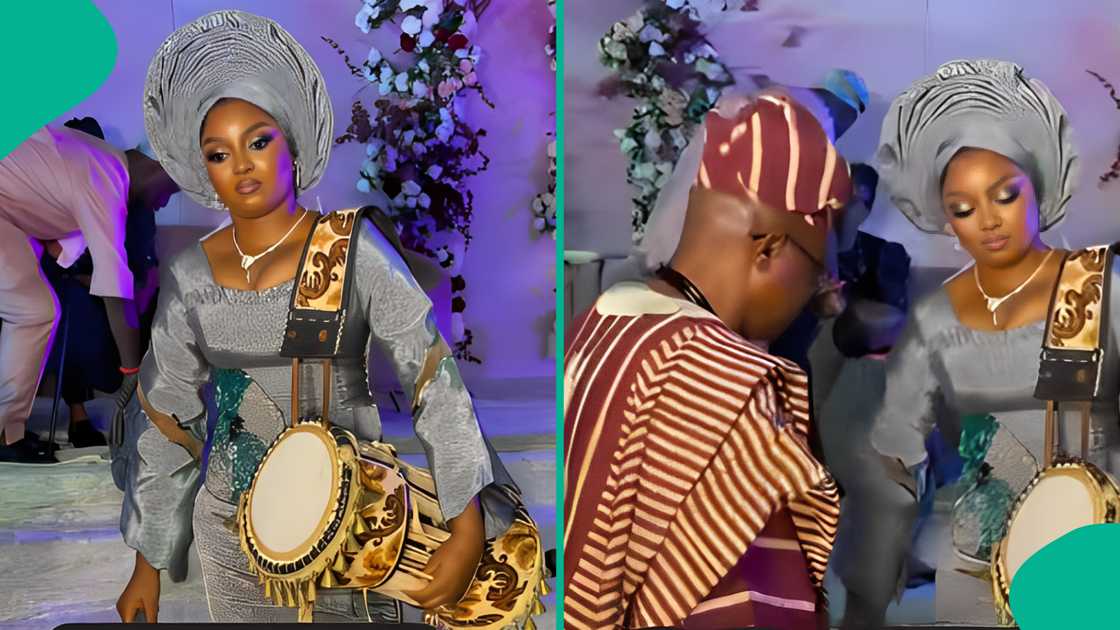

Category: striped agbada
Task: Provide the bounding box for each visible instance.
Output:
[564,284,840,629]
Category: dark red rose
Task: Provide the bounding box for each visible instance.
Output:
[400,33,416,52]
[434,27,451,42]
[448,33,468,50]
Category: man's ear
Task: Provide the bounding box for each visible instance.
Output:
[753,233,788,267]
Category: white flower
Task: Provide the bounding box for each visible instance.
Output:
[639,24,665,43]
[362,64,377,82]
[403,180,422,196]
[355,4,375,33]
[644,129,662,150]
[619,136,639,154]
[403,130,416,145]
[367,46,382,66]
[361,158,377,176]
[366,139,383,157]
[419,193,431,208]
[419,31,435,48]
[649,41,666,57]
[604,41,627,60]
[401,15,422,36]
[454,48,469,59]
[532,196,544,212]
[422,2,442,28]
[666,0,686,8]
[378,81,392,96]
[624,13,644,32]
[400,0,425,10]
[460,9,477,37]
[436,122,454,142]
[534,217,546,231]
[407,196,418,208]
[427,165,443,179]
[412,81,429,98]
[356,178,371,193]
[395,72,410,93]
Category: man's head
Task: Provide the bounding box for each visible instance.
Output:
[675,92,852,341]
[125,148,179,212]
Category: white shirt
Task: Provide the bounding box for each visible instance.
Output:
[0,126,133,299]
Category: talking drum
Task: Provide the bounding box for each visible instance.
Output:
[990,458,1120,621]
[989,244,1120,622]
[237,420,548,628]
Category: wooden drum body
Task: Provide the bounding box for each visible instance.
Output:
[238,420,548,629]
[991,458,1120,621]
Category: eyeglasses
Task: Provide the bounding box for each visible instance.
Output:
[750,233,836,297]
[750,233,826,270]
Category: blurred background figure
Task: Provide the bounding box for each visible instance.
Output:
[0,119,177,462]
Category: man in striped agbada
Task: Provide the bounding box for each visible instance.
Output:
[564,93,852,629]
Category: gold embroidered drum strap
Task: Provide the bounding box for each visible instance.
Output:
[280,206,413,359]
[1034,244,1114,465]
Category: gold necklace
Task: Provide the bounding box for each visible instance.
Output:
[973,249,1054,326]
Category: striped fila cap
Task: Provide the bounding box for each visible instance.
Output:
[696,93,853,229]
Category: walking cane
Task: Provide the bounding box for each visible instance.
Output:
[46,277,71,452]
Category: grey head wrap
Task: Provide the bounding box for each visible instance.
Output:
[877,59,1078,234]
[143,10,333,209]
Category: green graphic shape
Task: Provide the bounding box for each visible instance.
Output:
[1011,523,1120,628]
[0,2,117,159]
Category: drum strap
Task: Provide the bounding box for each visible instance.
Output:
[279,206,415,425]
[1036,244,1116,465]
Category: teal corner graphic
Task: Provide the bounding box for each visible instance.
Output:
[1010,523,1120,628]
[0,2,117,159]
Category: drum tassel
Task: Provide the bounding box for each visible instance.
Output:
[332,553,348,573]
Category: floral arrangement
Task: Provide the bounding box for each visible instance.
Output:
[530,0,557,239]
[598,1,737,240]
[325,0,494,363]
[546,0,556,71]
[530,139,557,237]
[1088,69,1120,186]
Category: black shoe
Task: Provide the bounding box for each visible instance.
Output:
[0,437,58,463]
[23,430,61,452]
[69,420,107,448]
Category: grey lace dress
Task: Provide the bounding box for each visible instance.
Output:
[836,271,1120,624]
[111,216,516,623]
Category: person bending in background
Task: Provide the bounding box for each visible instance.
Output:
[34,116,169,449]
[0,121,178,462]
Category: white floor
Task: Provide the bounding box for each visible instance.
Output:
[0,381,558,630]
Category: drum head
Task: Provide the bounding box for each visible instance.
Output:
[1005,470,1097,582]
[249,426,339,559]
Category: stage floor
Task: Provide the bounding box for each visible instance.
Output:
[0,378,557,629]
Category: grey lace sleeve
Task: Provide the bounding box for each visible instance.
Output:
[355,220,516,537]
[869,314,943,470]
[112,261,209,580]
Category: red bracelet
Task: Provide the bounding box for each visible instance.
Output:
[119,366,140,375]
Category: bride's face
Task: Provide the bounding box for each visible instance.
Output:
[940,148,1042,269]
[200,98,297,219]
